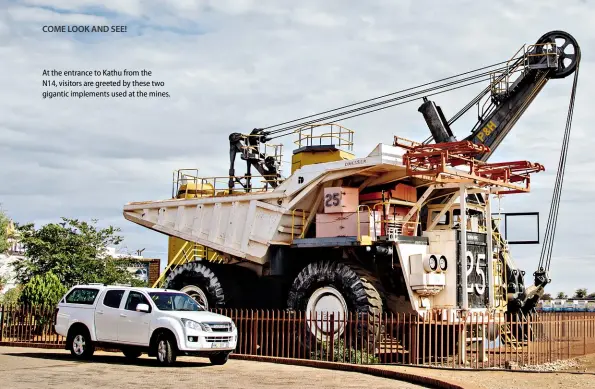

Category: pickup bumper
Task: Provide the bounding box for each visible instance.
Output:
[178,330,238,353]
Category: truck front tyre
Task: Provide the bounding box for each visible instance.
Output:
[155,334,177,366]
[68,328,95,359]
[287,260,383,343]
[209,352,230,365]
[163,262,225,309]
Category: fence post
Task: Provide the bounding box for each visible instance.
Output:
[0,305,4,342]
[329,313,335,362]
[252,310,259,355]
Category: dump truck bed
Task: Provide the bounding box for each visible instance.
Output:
[123,144,409,263]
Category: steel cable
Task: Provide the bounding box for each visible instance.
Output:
[538,55,580,272]
[261,61,509,132]
[265,70,502,137]
[267,77,492,141]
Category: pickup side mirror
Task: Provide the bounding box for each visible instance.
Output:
[136,303,150,313]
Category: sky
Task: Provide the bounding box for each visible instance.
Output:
[0,0,594,297]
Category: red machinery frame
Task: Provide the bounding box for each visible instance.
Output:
[394,136,544,193]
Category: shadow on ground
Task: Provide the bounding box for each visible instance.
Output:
[4,352,213,368]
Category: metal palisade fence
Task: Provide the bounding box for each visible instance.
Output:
[1,305,595,368]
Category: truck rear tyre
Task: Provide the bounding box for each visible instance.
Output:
[155,334,177,366]
[287,260,383,345]
[209,352,230,365]
[163,262,225,309]
[68,328,95,359]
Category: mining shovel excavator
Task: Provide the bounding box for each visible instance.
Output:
[123,30,580,343]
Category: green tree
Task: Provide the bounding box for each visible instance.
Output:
[21,272,67,308]
[574,288,588,299]
[0,275,7,291]
[0,286,23,305]
[587,293,595,299]
[556,292,568,299]
[541,293,552,301]
[0,209,10,253]
[12,218,144,288]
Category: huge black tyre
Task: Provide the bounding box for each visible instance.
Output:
[287,260,383,356]
[163,262,226,309]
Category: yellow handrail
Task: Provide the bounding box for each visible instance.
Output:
[173,172,281,198]
[291,209,307,241]
[152,241,195,288]
[293,123,355,151]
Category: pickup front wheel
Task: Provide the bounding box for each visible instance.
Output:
[209,352,230,365]
[155,335,177,366]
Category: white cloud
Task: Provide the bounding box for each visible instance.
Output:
[20,0,144,17]
[7,6,107,25]
[1,0,594,295]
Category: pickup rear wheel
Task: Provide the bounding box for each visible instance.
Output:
[68,328,95,359]
[155,334,177,366]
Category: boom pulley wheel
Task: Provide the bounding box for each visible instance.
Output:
[536,30,580,79]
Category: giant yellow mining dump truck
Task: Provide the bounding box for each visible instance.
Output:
[123,31,579,346]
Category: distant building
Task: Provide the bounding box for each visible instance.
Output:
[538,298,595,312]
[102,246,144,260]
[0,220,25,293]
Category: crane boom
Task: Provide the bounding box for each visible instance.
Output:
[418,30,580,315]
[420,31,579,160]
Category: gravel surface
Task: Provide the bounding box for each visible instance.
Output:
[380,361,595,389]
[516,358,581,371]
[0,347,427,389]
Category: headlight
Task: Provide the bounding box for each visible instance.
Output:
[231,321,236,331]
[181,319,202,331]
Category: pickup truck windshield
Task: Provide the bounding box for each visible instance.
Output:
[148,292,204,311]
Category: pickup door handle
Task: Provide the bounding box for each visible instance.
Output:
[120,313,127,317]
[96,311,104,315]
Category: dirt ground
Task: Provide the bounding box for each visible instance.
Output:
[380,354,595,389]
[568,353,595,373]
[2,346,594,389]
[0,347,428,389]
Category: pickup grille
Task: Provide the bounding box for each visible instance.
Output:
[206,322,232,332]
[205,336,233,343]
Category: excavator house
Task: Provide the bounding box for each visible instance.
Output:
[123,31,580,346]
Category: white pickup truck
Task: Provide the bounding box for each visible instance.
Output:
[55,284,238,366]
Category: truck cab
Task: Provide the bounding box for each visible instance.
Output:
[55,284,238,366]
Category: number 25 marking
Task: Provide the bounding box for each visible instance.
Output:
[466,251,486,295]
[325,192,340,207]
